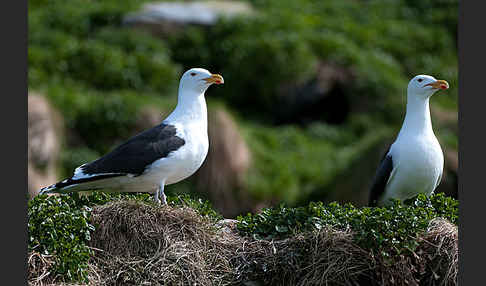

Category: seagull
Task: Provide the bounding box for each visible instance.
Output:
[368,75,449,207]
[39,68,224,204]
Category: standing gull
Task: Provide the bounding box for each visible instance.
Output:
[368,75,449,207]
[40,68,224,204]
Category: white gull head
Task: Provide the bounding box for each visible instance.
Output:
[166,67,224,124]
[179,68,224,95]
[407,75,449,99]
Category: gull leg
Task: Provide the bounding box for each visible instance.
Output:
[158,180,167,205]
[154,188,161,204]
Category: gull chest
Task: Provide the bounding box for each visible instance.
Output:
[387,135,444,200]
[164,123,209,184]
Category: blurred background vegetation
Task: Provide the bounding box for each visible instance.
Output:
[28,0,458,218]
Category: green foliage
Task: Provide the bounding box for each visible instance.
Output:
[169,19,318,113]
[29,0,180,93]
[165,0,457,121]
[44,85,139,153]
[168,193,224,222]
[241,122,389,203]
[237,193,458,258]
[60,147,101,178]
[45,84,175,156]
[28,0,458,211]
[28,194,94,282]
[413,192,459,223]
[28,191,223,282]
[27,192,153,281]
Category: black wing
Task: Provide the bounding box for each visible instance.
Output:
[81,123,185,176]
[368,145,394,207]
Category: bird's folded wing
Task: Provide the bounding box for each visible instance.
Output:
[368,146,394,207]
[78,123,186,177]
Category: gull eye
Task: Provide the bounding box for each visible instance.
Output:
[417,78,423,83]
[190,72,196,76]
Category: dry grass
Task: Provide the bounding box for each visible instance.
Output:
[28,201,458,286]
[28,251,56,285]
[88,200,237,285]
[415,218,458,286]
[28,249,103,286]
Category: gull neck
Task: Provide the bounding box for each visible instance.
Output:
[165,89,208,128]
[397,92,433,138]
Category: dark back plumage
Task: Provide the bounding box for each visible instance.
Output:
[368,145,394,207]
[81,123,185,176]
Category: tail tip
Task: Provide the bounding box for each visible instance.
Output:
[38,184,56,195]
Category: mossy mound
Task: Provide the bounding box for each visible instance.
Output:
[28,193,457,286]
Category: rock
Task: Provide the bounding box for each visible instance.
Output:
[28,162,58,199]
[28,93,62,199]
[123,1,254,35]
[194,107,252,218]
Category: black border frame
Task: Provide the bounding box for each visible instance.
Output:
[5,0,28,284]
[457,0,483,285]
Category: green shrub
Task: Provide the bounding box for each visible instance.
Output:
[28,0,458,210]
[167,19,318,116]
[59,147,100,178]
[29,0,180,93]
[237,193,458,258]
[43,84,177,154]
[164,0,457,122]
[168,193,224,222]
[29,0,458,119]
[28,191,222,282]
[28,194,94,282]
[28,189,457,282]
[241,122,389,203]
[28,29,179,94]
[27,192,154,281]
[29,0,141,37]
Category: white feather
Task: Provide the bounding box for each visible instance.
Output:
[38,68,215,200]
[378,75,445,205]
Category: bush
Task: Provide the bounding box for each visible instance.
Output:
[27,192,222,282]
[28,194,94,281]
[28,0,180,93]
[164,0,458,122]
[166,20,318,118]
[28,192,153,281]
[28,192,457,283]
[241,122,389,203]
[43,84,177,153]
[28,0,458,212]
[237,193,458,259]
[168,194,223,222]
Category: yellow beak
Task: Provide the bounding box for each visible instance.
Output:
[425,80,449,90]
[204,74,224,85]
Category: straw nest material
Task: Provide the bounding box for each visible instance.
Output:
[28,201,458,286]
